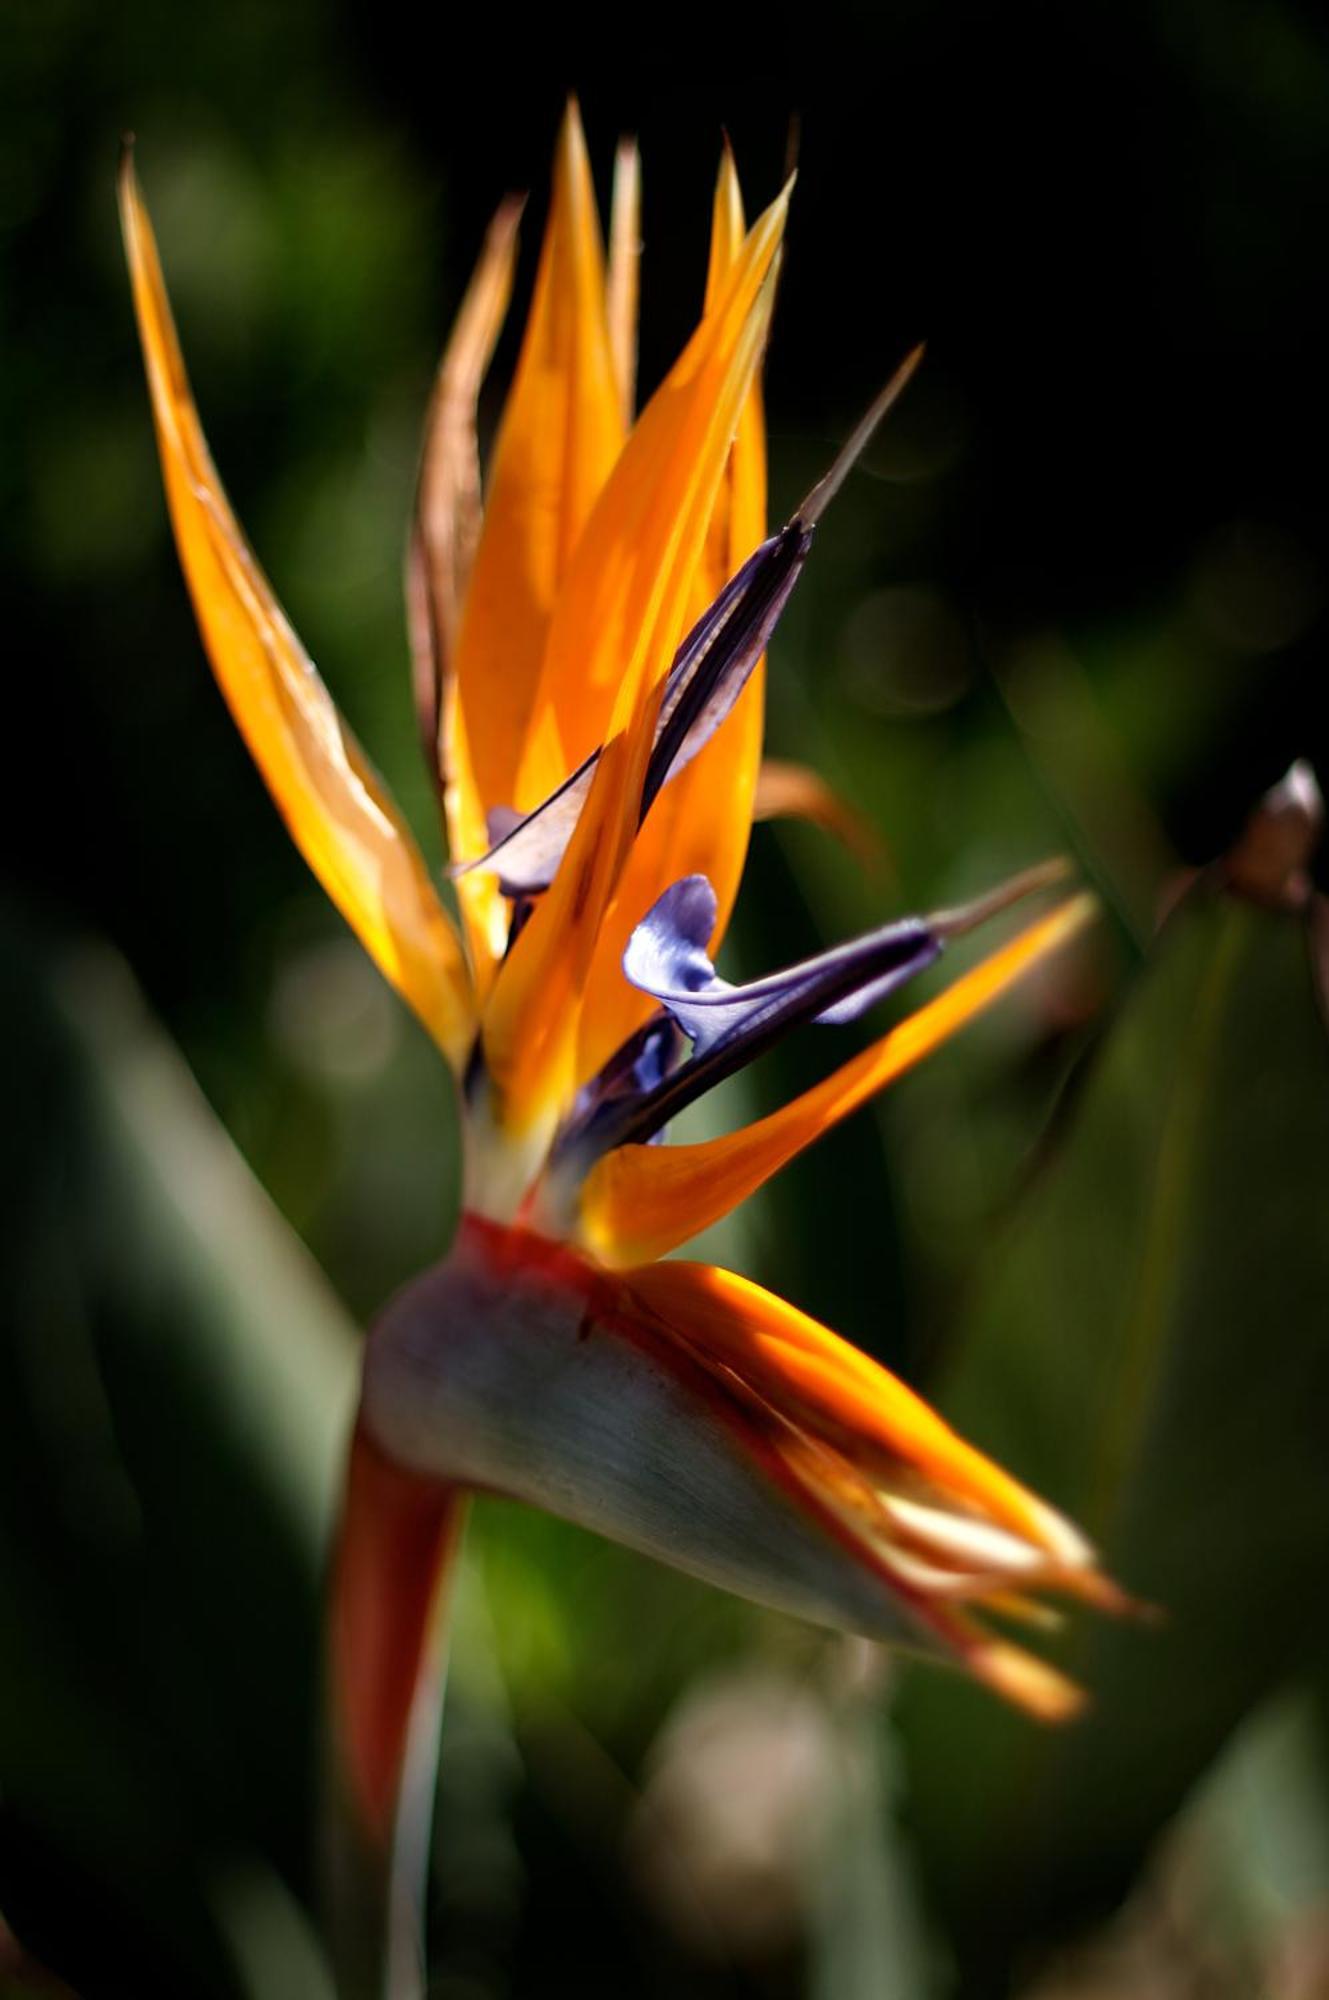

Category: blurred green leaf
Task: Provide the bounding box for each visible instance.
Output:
[1182,1684,1329,1955]
[897,879,1329,1982]
[0,910,354,1996]
[1008,1684,1329,1997]
[809,1671,937,2000]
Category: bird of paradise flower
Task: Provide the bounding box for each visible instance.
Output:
[121,102,1126,1998]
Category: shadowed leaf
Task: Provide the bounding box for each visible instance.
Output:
[897,870,1329,1980]
[0,913,353,1995]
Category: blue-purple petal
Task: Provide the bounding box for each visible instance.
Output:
[551,875,942,1163]
[623,874,941,1057]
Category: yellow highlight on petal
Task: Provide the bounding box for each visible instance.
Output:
[579,892,1097,1263]
[453,99,625,825]
[119,153,475,1071]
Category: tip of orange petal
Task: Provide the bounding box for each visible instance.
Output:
[705,138,747,310]
[970,1640,1087,1724]
[117,136,142,212]
[559,93,588,163]
[715,130,740,193]
[549,97,607,281]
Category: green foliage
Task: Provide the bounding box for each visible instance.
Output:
[899,881,1329,1984]
[0,919,353,1995]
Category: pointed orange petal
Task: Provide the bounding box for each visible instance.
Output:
[606,136,641,429]
[571,143,772,1087]
[514,180,788,802]
[578,892,1096,1262]
[407,197,522,989]
[619,1258,1090,1565]
[453,100,625,825]
[120,154,475,1069]
[704,138,748,304]
[615,1257,1093,1718]
[479,189,790,1143]
[692,137,770,923]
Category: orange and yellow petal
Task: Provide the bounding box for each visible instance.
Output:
[571,145,771,1086]
[618,1259,1088,1561]
[479,187,790,1145]
[120,153,475,1069]
[616,1255,1107,1717]
[453,99,625,824]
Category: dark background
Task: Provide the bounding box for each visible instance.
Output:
[4,1,1329,1994]
[9,0,1329,1019]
